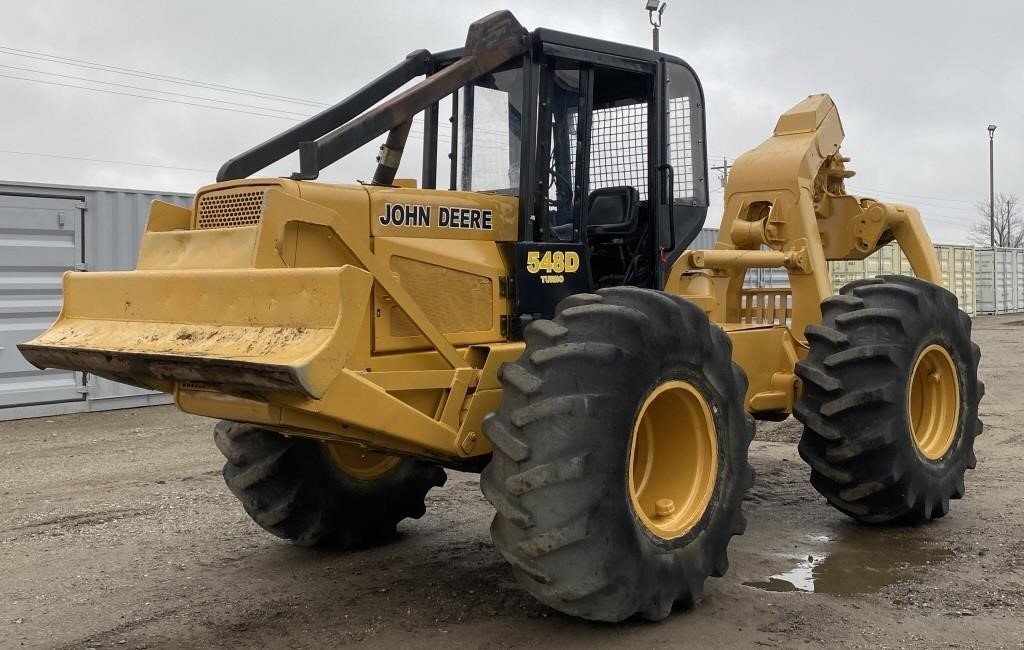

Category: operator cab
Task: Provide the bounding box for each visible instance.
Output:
[437,28,709,324]
[215,12,708,332]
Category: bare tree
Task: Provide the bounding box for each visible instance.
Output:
[969,192,1024,248]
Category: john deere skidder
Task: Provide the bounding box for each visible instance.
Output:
[21,11,981,622]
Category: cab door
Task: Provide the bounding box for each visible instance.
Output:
[655,59,710,286]
[513,57,593,324]
[515,54,662,324]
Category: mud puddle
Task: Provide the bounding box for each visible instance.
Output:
[745,526,954,595]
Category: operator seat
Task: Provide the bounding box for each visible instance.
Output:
[586,186,639,237]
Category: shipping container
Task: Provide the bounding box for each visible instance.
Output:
[0,180,192,420]
[975,248,1024,314]
[689,227,720,251]
[828,242,976,316]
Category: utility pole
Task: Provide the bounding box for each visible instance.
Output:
[710,157,730,189]
[646,1,666,51]
[989,124,997,247]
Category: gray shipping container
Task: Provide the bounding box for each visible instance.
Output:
[689,227,720,251]
[0,180,192,420]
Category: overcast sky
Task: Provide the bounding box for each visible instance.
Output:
[0,0,1020,243]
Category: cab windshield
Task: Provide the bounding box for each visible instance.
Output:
[456,65,524,195]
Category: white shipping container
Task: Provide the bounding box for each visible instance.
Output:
[828,243,976,316]
[1016,250,1024,312]
[975,248,1024,314]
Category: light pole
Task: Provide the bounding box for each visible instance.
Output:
[989,124,997,247]
[646,0,666,51]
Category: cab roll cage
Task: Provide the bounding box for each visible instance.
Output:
[215,10,708,256]
[216,11,530,187]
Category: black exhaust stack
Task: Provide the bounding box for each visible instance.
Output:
[371,120,413,186]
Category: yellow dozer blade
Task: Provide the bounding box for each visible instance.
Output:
[18,265,373,399]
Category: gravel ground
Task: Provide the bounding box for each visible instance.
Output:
[2,315,1023,649]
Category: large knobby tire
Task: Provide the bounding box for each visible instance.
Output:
[794,275,983,524]
[481,287,755,622]
[214,421,446,547]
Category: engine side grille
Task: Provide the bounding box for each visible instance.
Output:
[196,188,267,229]
[388,256,493,338]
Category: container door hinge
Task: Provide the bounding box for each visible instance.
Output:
[77,372,92,395]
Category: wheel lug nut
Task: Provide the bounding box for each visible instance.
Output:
[655,498,675,517]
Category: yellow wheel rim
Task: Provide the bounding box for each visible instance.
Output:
[325,443,401,480]
[628,380,718,540]
[908,344,960,460]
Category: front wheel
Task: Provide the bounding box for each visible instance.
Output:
[214,422,447,547]
[794,275,983,524]
[481,287,755,622]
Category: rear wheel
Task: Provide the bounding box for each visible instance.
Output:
[794,275,983,524]
[214,421,446,547]
[481,287,754,622]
